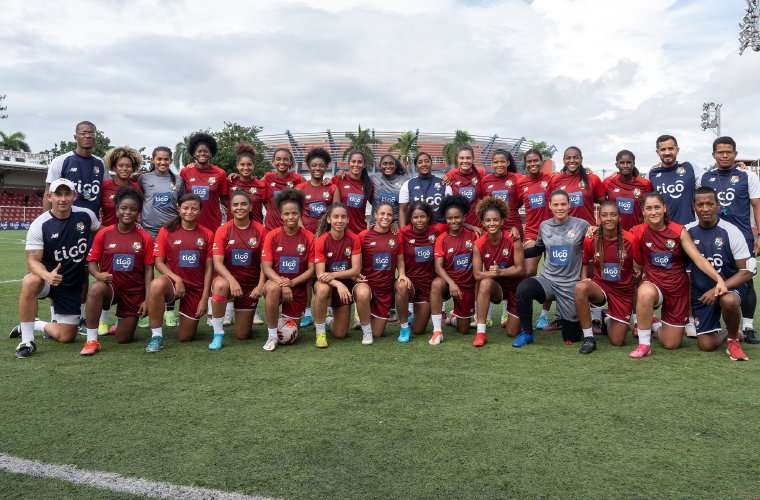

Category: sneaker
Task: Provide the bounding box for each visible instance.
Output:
[262,337,277,352]
[252,312,264,325]
[579,337,596,354]
[80,340,101,356]
[223,316,234,327]
[9,324,21,339]
[591,320,602,336]
[500,309,510,328]
[145,336,164,353]
[78,323,87,337]
[299,313,314,328]
[429,331,443,346]
[164,309,178,327]
[543,320,562,332]
[685,320,697,338]
[137,316,149,328]
[512,331,534,348]
[325,315,334,327]
[362,331,374,345]
[397,325,411,343]
[726,339,749,361]
[629,344,652,358]
[315,332,328,348]
[388,309,398,323]
[98,321,111,336]
[743,328,760,344]
[107,325,117,335]
[208,333,224,351]
[15,341,36,358]
[486,318,493,328]
[535,314,549,330]
[472,332,487,347]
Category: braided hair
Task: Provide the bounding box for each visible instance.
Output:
[594,200,626,266]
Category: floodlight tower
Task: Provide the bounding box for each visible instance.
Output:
[0,95,7,119]
[700,102,722,136]
[739,0,760,54]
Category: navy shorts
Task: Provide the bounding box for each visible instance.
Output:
[692,285,748,335]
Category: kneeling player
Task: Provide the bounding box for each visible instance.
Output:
[11,179,100,358]
[472,197,525,347]
[83,188,153,353]
[209,191,267,350]
[686,187,752,361]
[146,193,213,352]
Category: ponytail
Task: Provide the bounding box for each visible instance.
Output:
[317,202,348,236]
[165,193,202,232]
[151,146,177,186]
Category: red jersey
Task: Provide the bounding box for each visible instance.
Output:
[629,222,686,288]
[400,223,446,285]
[261,226,314,278]
[445,169,482,226]
[154,224,214,290]
[474,230,516,272]
[313,231,361,273]
[212,220,267,286]
[179,164,229,231]
[100,179,142,226]
[262,171,304,230]
[548,170,605,224]
[517,172,552,241]
[603,174,654,230]
[481,172,523,232]
[87,224,154,296]
[358,228,402,285]
[229,177,267,224]
[434,227,477,288]
[335,175,368,234]
[582,230,640,289]
[297,181,336,233]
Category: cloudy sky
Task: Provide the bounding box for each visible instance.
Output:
[2,0,759,173]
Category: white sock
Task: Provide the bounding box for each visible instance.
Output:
[20,322,34,343]
[638,328,652,346]
[652,321,662,334]
[304,307,312,317]
[99,310,109,324]
[487,303,493,319]
[224,301,234,319]
[743,317,754,330]
[591,308,602,321]
[360,323,372,336]
[151,327,163,338]
[80,303,85,318]
[211,317,224,335]
[582,327,593,338]
[432,314,442,332]
[315,323,326,335]
[49,305,55,320]
[501,300,508,314]
[539,309,549,320]
[408,303,414,314]
[33,320,47,332]
[267,327,278,340]
[207,297,213,315]
[631,313,637,325]
[477,323,486,334]
[400,322,409,329]
[86,328,98,342]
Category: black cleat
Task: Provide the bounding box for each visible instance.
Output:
[9,324,21,339]
[15,341,37,359]
[579,337,596,354]
[743,328,760,344]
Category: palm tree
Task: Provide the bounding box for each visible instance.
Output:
[174,136,191,169]
[0,131,31,152]
[442,129,473,167]
[343,125,381,166]
[388,130,418,168]
[528,140,556,159]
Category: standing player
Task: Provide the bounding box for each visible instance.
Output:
[429,195,478,345]
[260,189,315,352]
[628,192,728,358]
[11,179,100,358]
[298,148,336,234]
[480,150,522,234]
[179,132,229,231]
[686,186,752,361]
[648,135,700,225]
[335,150,373,235]
[262,148,304,230]
[574,201,641,353]
[100,147,143,226]
[444,146,483,227]
[698,136,760,344]
[83,188,153,352]
[145,193,214,352]
[370,154,409,230]
[398,152,446,226]
[516,149,552,276]
[548,146,605,225]
[603,150,653,230]
[208,192,267,350]
[229,143,266,224]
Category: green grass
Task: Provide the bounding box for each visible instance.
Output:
[1,229,760,499]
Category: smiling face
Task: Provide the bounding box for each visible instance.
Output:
[656,139,679,167]
[328,206,348,233]
[153,150,172,173]
[237,155,254,179]
[416,154,432,176]
[308,156,327,182]
[549,192,569,220]
[230,193,251,222]
[348,153,365,178]
[117,197,140,226]
[193,143,212,166]
[445,206,464,233]
[456,149,474,174]
[273,150,292,174]
[524,153,543,176]
[374,204,393,230]
[491,153,509,177]
[280,200,301,231]
[380,156,397,176]
[411,208,430,233]
[179,199,201,224]
[482,208,503,235]
[694,192,719,225]
[599,204,619,233]
[563,148,582,173]
[616,153,635,177]
[642,196,666,226]
[48,187,77,213]
[114,156,135,181]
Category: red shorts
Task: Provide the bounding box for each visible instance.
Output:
[495,278,518,316]
[329,279,355,309]
[367,279,394,319]
[409,278,432,304]
[167,277,204,320]
[446,286,476,319]
[108,285,144,318]
[649,279,689,327]
[234,286,259,311]
[594,278,634,324]
[282,283,308,319]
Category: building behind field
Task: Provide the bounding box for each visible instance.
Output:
[0,149,48,228]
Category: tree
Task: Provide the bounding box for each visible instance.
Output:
[528,140,556,159]
[0,131,31,152]
[343,125,381,166]
[173,134,193,170]
[41,130,112,160]
[175,122,271,177]
[442,129,473,167]
[388,130,418,168]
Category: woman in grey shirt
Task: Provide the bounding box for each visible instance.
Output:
[139,147,185,238]
[370,154,409,230]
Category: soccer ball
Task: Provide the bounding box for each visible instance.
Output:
[277,318,299,345]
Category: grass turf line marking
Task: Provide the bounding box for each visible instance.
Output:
[0,453,277,500]
[0,279,21,284]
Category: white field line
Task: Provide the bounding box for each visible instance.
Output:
[0,279,21,284]
[0,453,277,500]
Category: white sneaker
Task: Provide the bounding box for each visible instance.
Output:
[253,311,264,325]
[223,314,234,326]
[362,331,374,345]
[262,337,277,352]
[325,315,334,327]
[685,319,697,338]
[206,316,212,327]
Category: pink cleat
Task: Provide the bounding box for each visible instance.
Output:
[629,344,652,359]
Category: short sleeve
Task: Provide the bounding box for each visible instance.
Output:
[306,232,315,262]
[434,233,446,258]
[393,234,403,256]
[398,180,410,204]
[217,170,229,197]
[592,175,606,200]
[142,231,155,265]
[582,236,593,263]
[724,222,751,260]
[261,230,275,262]
[88,208,101,231]
[87,228,106,262]
[153,228,168,258]
[444,185,453,197]
[212,224,227,256]
[313,234,326,264]
[25,217,45,251]
[45,155,63,184]
[748,171,760,199]
[351,233,361,254]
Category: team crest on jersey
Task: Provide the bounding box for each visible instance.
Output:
[76,221,85,233]
[465,240,473,249]
[502,248,510,257]
[633,188,641,197]
[540,181,548,189]
[645,242,653,248]
[428,235,435,242]
[506,179,513,187]
[132,241,142,252]
[730,175,740,185]
[714,237,724,249]
[567,229,576,238]
[665,239,676,249]
[287,182,294,188]
[250,187,257,194]
[323,191,330,199]
[248,237,257,247]
[676,166,685,176]
[344,247,352,257]
[208,177,216,185]
[196,238,205,247]
[93,166,100,175]
[388,239,396,248]
[296,243,305,254]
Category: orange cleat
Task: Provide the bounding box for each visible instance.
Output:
[428,331,443,346]
[472,332,487,347]
[80,340,101,356]
[726,339,749,361]
[629,344,652,359]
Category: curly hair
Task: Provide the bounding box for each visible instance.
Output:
[103,146,142,171]
[235,142,257,162]
[188,132,218,157]
[476,196,508,222]
[305,147,332,166]
[440,194,470,217]
[275,188,305,211]
[114,186,144,212]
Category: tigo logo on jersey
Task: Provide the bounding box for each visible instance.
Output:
[192,185,209,200]
[308,202,327,218]
[492,190,508,202]
[178,250,200,268]
[601,263,620,281]
[453,253,471,271]
[651,252,672,269]
[231,249,252,266]
[347,193,364,208]
[415,245,433,263]
[329,260,348,272]
[278,256,299,274]
[717,188,735,207]
[657,182,685,199]
[113,253,135,272]
[372,252,392,271]
[153,192,171,208]
[616,198,634,214]
[568,191,583,208]
[548,245,571,266]
[459,186,476,201]
[54,238,89,263]
[528,193,545,208]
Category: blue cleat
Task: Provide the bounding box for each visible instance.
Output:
[299,313,314,328]
[535,315,549,330]
[512,331,534,348]
[397,325,411,343]
[208,333,224,351]
[145,336,164,353]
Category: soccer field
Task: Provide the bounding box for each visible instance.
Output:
[1,229,759,499]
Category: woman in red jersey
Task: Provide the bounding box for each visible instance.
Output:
[146,193,214,352]
[444,145,483,227]
[298,148,337,234]
[260,189,315,352]
[83,188,153,355]
[395,200,447,343]
[262,148,304,230]
[311,203,362,348]
[208,191,267,350]
[603,150,653,230]
[628,192,728,358]
[480,149,523,234]
[179,133,229,231]
[228,143,267,224]
[354,202,407,344]
[548,146,605,225]
[574,201,642,354]
[517,149,552,275]
[472,197,525,347]
[429,195,478,345]
[101,147,143,226]
[335,150,373,235]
